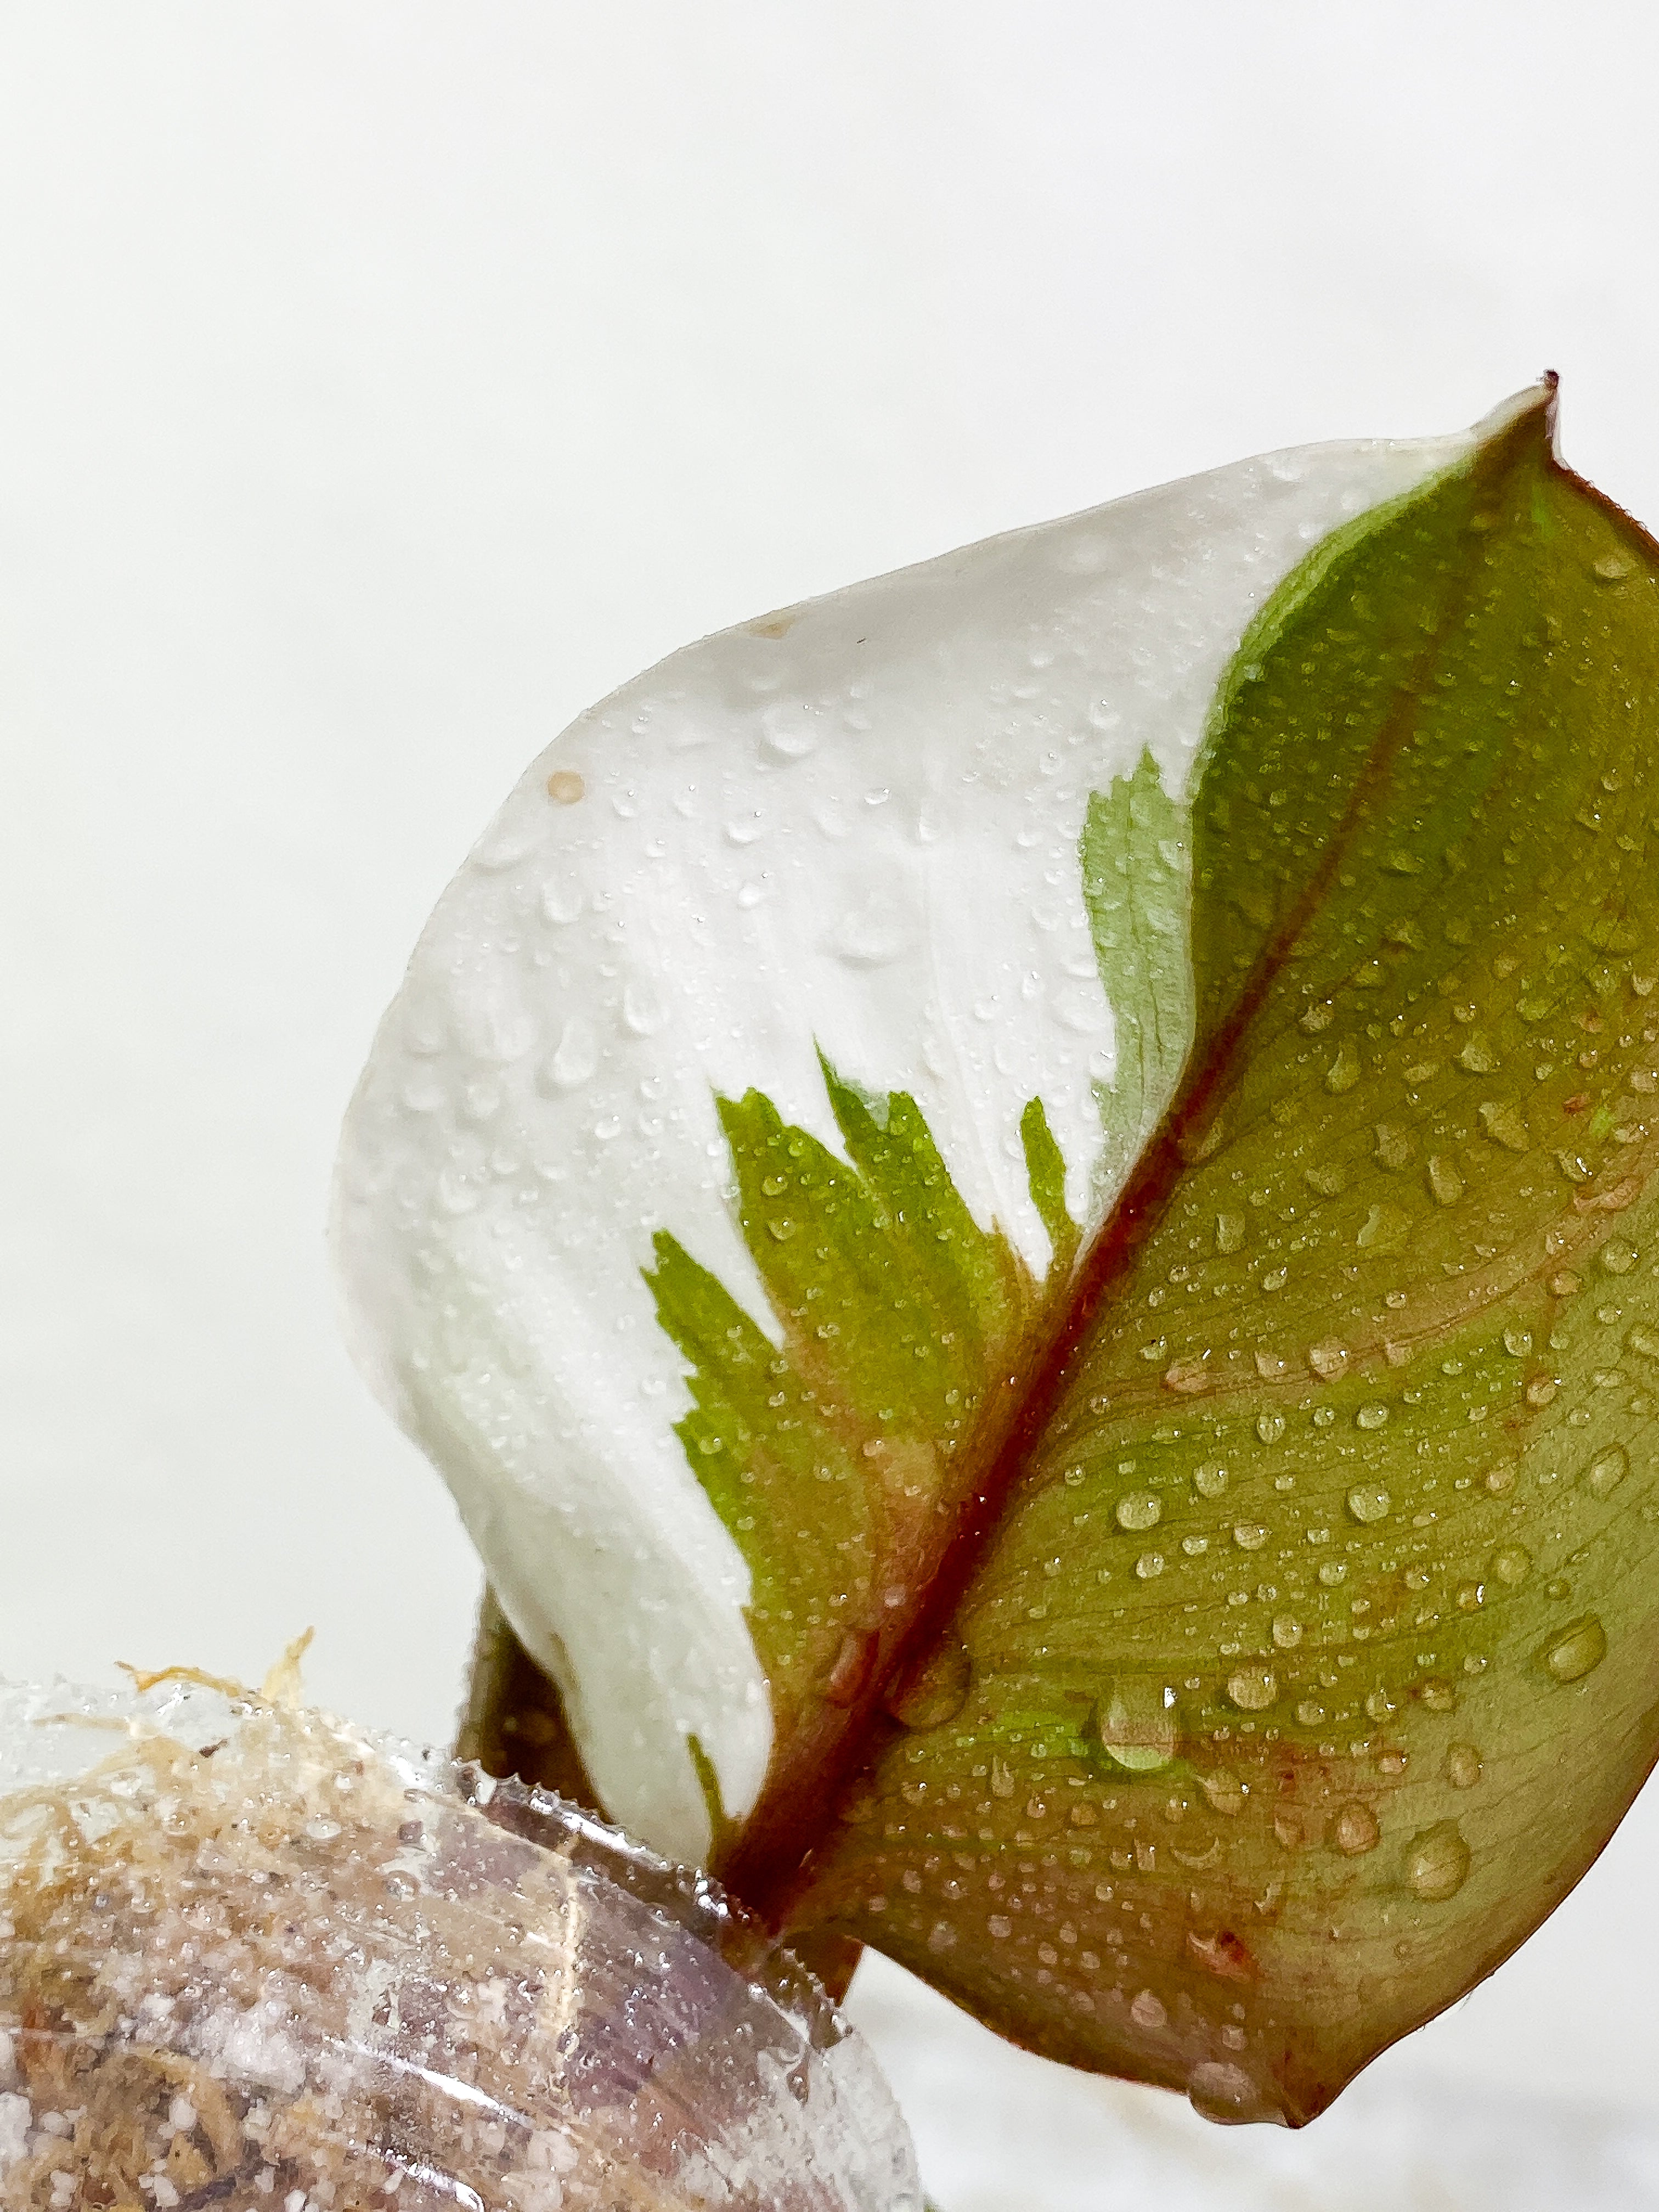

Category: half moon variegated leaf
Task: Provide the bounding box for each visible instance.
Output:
[335,403,1476,1860]
[337,382,1659,2120]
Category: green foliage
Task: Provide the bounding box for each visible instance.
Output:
[646,1057,1040,1738]
[1080,746,1194,1188]
[1021,1097,1079,1280]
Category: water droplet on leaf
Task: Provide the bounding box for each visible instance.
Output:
[1357,1204,1409,1252]
[761,702,820,758]
[1374,1123,1414,1169]
[1331,1803,1380,1857]
[1543,1615,1607,1683]
[1479,1101,1531,1152]
[1444,1742,1482,1790]
[1405,1822,1471,1901]
[544,1017,598,1090]
[1586,1447,1628,1499]
[827,893,913,967]
[621,980,666,1037]
[1427,1154,1464,1206]
[1347,1483,1391,1525]
[1226,1666,1278,1712]
[1200,1768,1248,1815]
[885,1642,972,1730]
[1187,2061,1259,2124]
[1092,1678,1180,1773]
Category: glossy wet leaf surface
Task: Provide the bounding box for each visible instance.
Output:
[758,397,1659,2119]
[340,386,1659,2123]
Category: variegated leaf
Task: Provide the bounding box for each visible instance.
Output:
[336,382,1659,2121]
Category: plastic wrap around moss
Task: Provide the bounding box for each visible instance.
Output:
[0,1680,919,2212]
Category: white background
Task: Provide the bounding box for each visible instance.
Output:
[4,7,1659,2204]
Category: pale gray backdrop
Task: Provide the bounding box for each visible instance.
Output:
[4,8,1658,2205]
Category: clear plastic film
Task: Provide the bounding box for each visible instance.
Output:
[0,1681,922,2212]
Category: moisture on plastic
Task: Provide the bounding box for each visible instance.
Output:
[0,1679,921,2212]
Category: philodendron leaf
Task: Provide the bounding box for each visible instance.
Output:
[335,380,1659,2124]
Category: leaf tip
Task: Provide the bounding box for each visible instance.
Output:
[1462,375,1561,482]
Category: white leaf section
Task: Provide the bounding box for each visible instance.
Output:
[334,403,1517,1864]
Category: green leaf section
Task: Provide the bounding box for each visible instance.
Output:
[1020,1099,1080,1281]
[1080,747,1194,1190]
[796,401,1659,2121]
[646,1056,1039,1739]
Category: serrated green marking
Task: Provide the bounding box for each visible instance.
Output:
[646,1056,1043,1730]
[686,1732,734,1861]
[1080,748,1194,1189]
[1020,1096,1079,1278]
